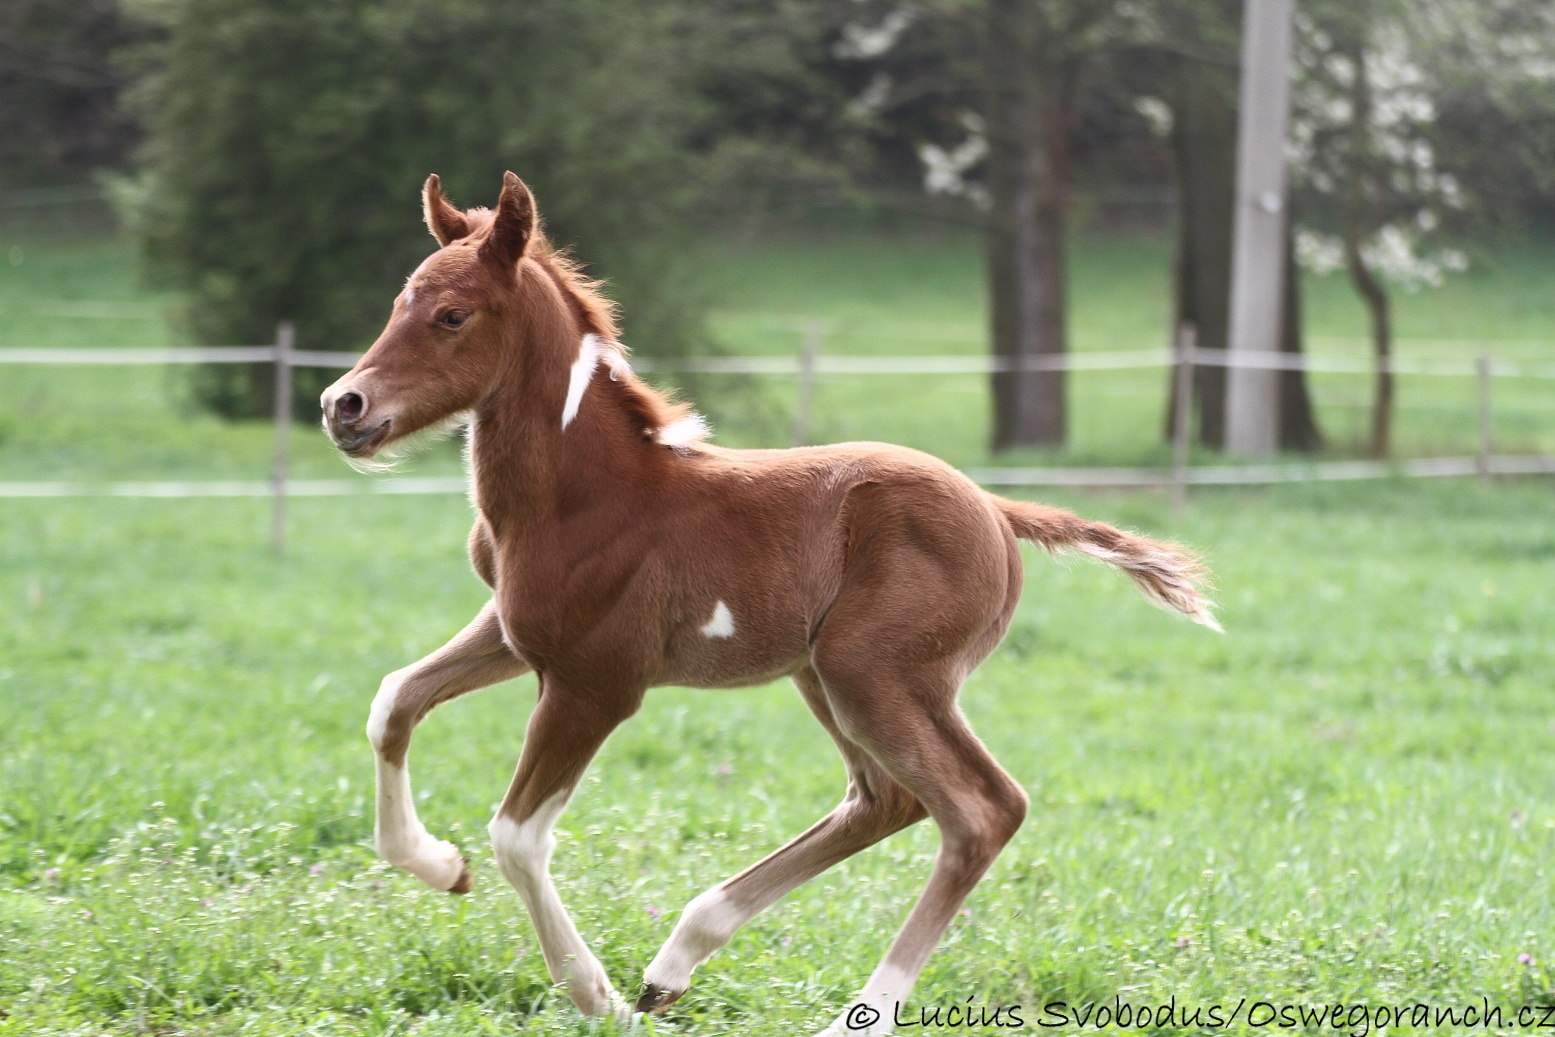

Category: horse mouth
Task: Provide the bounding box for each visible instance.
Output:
[335,418,392,456]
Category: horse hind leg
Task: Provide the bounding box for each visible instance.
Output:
[368,599,529,892]
[807,655,1026,1036]
[636,666,927,1014]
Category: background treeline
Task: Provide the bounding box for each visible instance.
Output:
[5,0,1555,444]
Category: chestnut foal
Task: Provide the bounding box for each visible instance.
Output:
[322,173,1219,1035]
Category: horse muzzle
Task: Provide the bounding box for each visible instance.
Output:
[322,386,392,456]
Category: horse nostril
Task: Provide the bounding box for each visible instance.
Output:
[338,391,366,423]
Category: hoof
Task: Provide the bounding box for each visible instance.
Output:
[635,982,685,1014]
[447,858,473,895]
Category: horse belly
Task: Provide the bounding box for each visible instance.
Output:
[657,604,811,690]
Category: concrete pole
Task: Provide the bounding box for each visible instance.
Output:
[791,319,823,448]
[271,321,294,554]
[1477,352,1492,484]
[1224,0,1294,454]
[1171,324,1196,520]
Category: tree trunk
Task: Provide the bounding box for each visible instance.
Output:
[985,0,1068,450]
[1164,51,1237,449]
[1346,235,1392,458]
[1342,38,1392,459]
[1278,212,1322,451]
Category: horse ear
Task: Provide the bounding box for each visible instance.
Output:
[423,174,470,246]
[478,171,535,273]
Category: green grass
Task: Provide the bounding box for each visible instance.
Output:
[3,481,1554,1035]
[2,214,1555,1034]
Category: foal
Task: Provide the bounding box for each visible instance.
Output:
[322,172,1218,1035]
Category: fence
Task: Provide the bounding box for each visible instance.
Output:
[2,321,1552,550]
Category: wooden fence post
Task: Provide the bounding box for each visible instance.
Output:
[1171,324,1196,519]
[271,322,295,553]
[791,319,823,448]
[1477,351,1492,485]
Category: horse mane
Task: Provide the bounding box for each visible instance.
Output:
[464,208,702,444]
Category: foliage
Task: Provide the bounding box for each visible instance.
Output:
[1424,0,1555,232]
[1291,0,1555,278]
[1289,0,1468,292]
[117,0,854,419]
[0,0,141,192]
[1283,0,1555,456]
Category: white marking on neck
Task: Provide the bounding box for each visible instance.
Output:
[700,601,735,638]
[562,334,634,430]
[562,334,603,429]
[656,413,711,446]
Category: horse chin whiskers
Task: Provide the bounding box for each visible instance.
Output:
[341,411,471,475]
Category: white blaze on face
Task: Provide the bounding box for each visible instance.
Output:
[700,601,735,638]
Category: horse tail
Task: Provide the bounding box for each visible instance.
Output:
[990,495,1222,631]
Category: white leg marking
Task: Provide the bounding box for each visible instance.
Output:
[815,963,914,1036]
[490,794,626,1019]
[700,600,736,638]
[368,671,465,890]
[373,758,466,890]
[562,334,603,429]
[364,668,403,751]
[642,888,749,994]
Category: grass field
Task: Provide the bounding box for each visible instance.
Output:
[2,214,1554,1034]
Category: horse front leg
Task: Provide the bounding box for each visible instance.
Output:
[368,600,529,892]
[488,676,643,1020]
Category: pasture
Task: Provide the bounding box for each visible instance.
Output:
[2,217,1554,1034]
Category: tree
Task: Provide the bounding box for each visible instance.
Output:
[120,0,840,420]
[0,0,140,190]
[1289,0,1468,458]
[1421,0,1555,234]
[832,0,1125,451]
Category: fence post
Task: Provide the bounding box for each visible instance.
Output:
[791,319,823,448]
[1171,324,1196,519]
[271,322,295,553]
[1477,351,1492,485]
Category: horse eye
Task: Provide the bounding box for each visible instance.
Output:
[438,310,469,328]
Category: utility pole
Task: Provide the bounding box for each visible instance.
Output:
[271,321,294,554]
[1224,0,1293,454]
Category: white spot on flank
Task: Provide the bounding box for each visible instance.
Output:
[656,412,711,446]
[700,601,735,638]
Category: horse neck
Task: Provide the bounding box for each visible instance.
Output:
[468,277,657,537]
